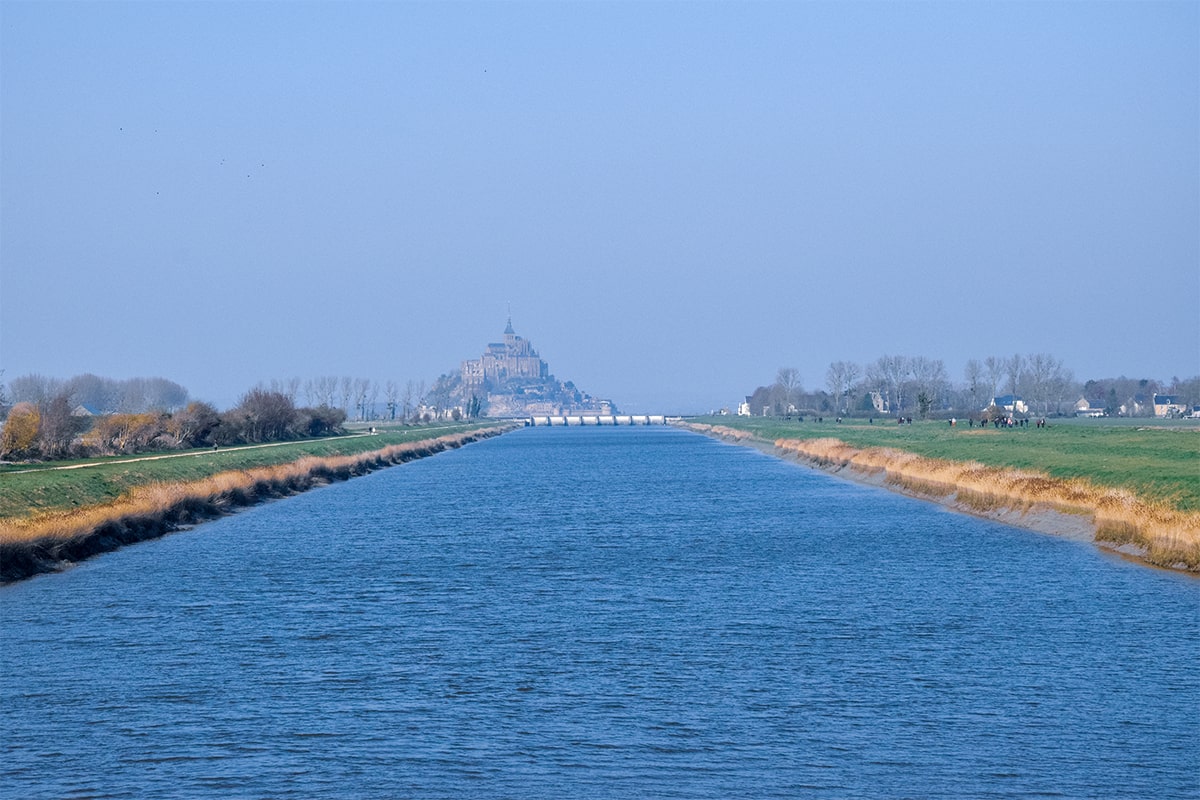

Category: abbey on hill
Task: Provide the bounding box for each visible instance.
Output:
[430,320,614,418]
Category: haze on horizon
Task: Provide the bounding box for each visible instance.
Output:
[1,1,1196,414]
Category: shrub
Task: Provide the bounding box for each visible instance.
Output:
[0,402,40,459]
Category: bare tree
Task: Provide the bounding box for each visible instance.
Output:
[401,380,415,422]
[964,359,984,412]
[1023,353,1074,415]
[384,380,400,420]
[10,374,64,408]
[64,374,119,413]
[844,362,861,406]
[316,376,337,407]
[117,378,147,413]
[351,377,370,420]
[424,378,451,418]
[1025,353,1054,415]
[872,355,911,413]
[909,356,948,418]
[826,361,859,415]
[339,377,354,416]
[166,401,221,447]
[237,388,297,443]
[774,367,802,415]
[367,380,381,421]
[1048,360,1075,415]
[142,377,188,411]
[864,361,888,413]
[983,356,1005,404]
[414,380,428,420]
[1005,353,1026,402]
[37,393,77,458]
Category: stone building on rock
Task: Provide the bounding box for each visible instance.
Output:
[430,319,613,418]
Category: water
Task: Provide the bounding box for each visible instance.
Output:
[2,426,1197,799]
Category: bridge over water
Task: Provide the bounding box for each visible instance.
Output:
[524,414,672,427]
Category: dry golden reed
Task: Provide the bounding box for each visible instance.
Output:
[770,436,1200,572]
[679,422,1199,572]
[689,423,756,442]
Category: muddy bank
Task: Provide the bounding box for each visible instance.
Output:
[0,426,517,584]
[677,422,1199,575]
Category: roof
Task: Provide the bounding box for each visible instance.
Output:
[1154,394,1181,404]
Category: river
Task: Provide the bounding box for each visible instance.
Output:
[2,426,1197,798]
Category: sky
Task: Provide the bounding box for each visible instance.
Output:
[1,1,1197,413]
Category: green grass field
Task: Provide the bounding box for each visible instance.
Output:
[0,422,507,520]
[693,416,1200,511]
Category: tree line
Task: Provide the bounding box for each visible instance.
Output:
[748,354,1199,419]
[0,368,482,462]
[7,374,189,415]
[260,377,442,422]
[0,376,346,462]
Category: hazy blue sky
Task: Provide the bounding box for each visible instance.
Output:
[2,1,1196,412]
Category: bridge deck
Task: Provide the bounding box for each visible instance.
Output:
[525,415,669,426]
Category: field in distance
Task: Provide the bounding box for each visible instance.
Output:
[692,416,1200,512]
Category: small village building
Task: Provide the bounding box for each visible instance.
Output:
[1119,394,1148,416]
[988,394,1028,414]
[1074,397,1105,417]
[1153,394,1186,418]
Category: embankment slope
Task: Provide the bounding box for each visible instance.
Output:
[0,426,517,584]
[680,422,1200,574]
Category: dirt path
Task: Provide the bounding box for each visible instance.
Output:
[1,426,476,475]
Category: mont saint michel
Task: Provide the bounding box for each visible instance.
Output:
[430,320,614,418]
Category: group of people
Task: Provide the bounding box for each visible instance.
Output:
[946,417,1048,429]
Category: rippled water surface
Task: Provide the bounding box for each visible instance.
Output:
[2,426,1197,798]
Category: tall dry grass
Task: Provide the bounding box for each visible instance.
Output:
[685,423,756,442]
[771,436,1200,572]
[0,429,511,581]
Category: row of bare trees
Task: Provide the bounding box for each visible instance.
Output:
[754,353,1083,419]
[960,354,1075,416]
[0,371,445,426]
[7,373,189,415]
[262,377,431,422]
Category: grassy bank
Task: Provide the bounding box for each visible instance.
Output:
[0,422,516,583]
[0,423,504,519]
[684,417,1200,573]
[692,416,1200,511]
